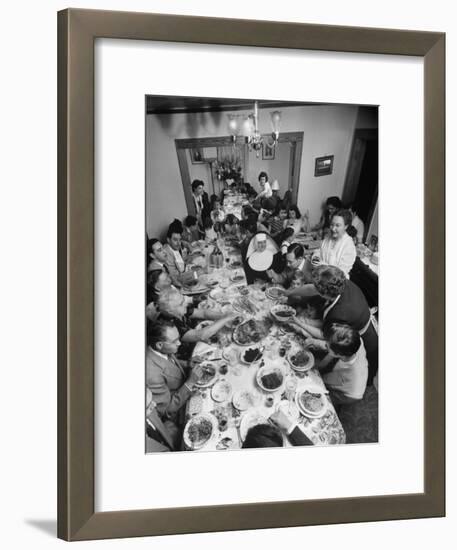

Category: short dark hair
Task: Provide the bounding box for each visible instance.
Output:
[202,216,213,230]
[167,219,183,239]
[184,215,198,228]
[288,205,301,218]
[148,237,160,255]
[346,225,358,239]
[239,219,257,236]
[258,171,268,181]
[326,196,343,209]
[331,209,352,227]
[312,265,347,299]
[147,320,176,349]
[282,227,295,241]
[242,424,283,448]
[287,243,304,259]
[225,213,238,226]
[191,179,204,192]
[323,322,361,357]
[262,198,276,212]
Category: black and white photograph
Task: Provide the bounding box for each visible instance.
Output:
[145,96,379,453]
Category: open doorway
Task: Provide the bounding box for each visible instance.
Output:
[175,132,304,215]
[343,128,378,240]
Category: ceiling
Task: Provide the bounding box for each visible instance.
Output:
[145,95,328,115]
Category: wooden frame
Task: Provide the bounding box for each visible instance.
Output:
[262,141,276,160]
[58,8,445,541]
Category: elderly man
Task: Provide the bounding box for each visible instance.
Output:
[145,387,176,453]
[268,243,308,286]
[156,287,236,360]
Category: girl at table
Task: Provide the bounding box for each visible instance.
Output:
[291,265,378,386]
[182,215,202,244]
[284,205,303,235]
[311,209,357,278]
[210,194,225,225]
[313,196,343,236]
[224,213,239,236]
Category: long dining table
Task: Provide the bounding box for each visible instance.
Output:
[183,236,346,451]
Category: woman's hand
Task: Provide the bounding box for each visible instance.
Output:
[304,338,327,352]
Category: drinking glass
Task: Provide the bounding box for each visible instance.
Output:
[285,377,298,402]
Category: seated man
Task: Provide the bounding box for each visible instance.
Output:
[156,287,236,360]
[267,243,307,287]
[147,238,169,273]
[242,409,313,448]
[146,321,205,447]
[145,387,176,453]
[311,322,368,404]
[147,269,173,304]
[162,223,195,288]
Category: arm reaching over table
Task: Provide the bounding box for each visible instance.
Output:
[182,314,237,344]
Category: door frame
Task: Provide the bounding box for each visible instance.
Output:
[175,132,304,214]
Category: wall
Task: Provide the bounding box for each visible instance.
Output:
[146,104,359,237]
[246,139,290,194]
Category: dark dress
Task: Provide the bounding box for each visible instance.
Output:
[324,280,378,385]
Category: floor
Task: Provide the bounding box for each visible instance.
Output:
[338,385,379,444]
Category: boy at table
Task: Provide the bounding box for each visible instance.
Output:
[310,321,368,404]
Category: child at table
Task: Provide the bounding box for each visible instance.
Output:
[311,321,368,404]
[224,213,239,236]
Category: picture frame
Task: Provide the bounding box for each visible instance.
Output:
[314,155,334,177]
[262,142,276,160]
[190,147,206,164]
[58,8,445,541]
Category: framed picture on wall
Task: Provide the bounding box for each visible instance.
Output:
[262,142,275,160]
[58,8,444,542]
[190,147,205,164]
[314,155,334,176]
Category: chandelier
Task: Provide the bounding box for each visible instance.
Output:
[227,101,282,157]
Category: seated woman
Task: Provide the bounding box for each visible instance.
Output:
[269,203,288,241]
[224,213,239,237]
[257,171,273,200]
[312,322,369,404]
[284,205,303,235]
[279,226,295,255]
[346,202,365,244]
[245,232,279,284]
[291,265,378,386]
[182,215,202,244]
[202,216,218,242]
[156,287,236,360]
[242,409,312,448]
[210,194,225,225]
[311,209,356,278]
[313,196,343,236]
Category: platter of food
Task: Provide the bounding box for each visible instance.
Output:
[270,304,296,322]
[232,296,258,315]
[287,350,315,372]
[265,286,285,300]
[295,390,327,418]
[232,390,258,411]
[239,345,263,365]
[256,366,285,393]
[232,318,272,346]
[229,260,242,269]
[182,281,210,296]
[230,272,245,284]
[183,413,218,450]
[194,364,218,388]
[211,380,232,403]
[239,410,269,441]
[216,437,235,450]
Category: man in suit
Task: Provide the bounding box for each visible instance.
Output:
[267,243,311,287]
[162,226,191,288]
[146,320,204,420]
[191,179,210,224]
[145,388,175,452]
[147,238,169,273]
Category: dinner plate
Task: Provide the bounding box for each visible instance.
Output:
[265,286,285,300]
[270,304,297,323]
[194,364,218,388]
[239,345,263,365]
[256,366,286,393]
[183,413,218,450]
[211,380,232,403]
[295,390,327,418]
[248,250,273,272]
[239,410,269,441]
[232,390,258,411]
[286,350,315,372]
[229,272,245,283]
[182,283,209,296]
